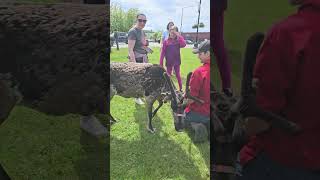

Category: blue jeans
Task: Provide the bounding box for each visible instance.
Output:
[236,152,320,180]
[185,111,209,124]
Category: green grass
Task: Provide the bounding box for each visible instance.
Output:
[0,106,109,179]
[110,47,210,180]
[224,0,294,95]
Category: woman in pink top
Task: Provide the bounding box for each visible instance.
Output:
[159,26,186,91]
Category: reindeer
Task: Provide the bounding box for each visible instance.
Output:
[110,62,185,133]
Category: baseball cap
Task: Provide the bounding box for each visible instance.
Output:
[192,40,211,54]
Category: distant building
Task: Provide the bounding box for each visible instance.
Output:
[181,32,210,42]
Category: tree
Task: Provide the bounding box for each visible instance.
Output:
[156,31,162,43]
[151,31,162,42]
[192,22,205,29]
[110,3,139,33]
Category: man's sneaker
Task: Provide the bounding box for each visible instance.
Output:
[135,98,144,105]
[80,115,107,138]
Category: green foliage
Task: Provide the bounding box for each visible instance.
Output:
[110,2,139,33]
[222,0,294,95]
[192,22,204,29]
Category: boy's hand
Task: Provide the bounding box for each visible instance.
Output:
[186,98,194,105]
[243,117,271,136]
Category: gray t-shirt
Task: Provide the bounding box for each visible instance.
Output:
[128,27,147,54]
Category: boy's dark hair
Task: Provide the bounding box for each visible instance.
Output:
[166,21,174,30]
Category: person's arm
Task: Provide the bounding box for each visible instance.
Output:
[160,31,166,51]
[128,40,136,62]
[177,34,186,48]
[159,40,167,67]
[245,27,298,135]
[127,30,136,62]
[186,70,202,105]
[160,31,166,45]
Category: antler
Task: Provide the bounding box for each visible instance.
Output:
[231,32,301,134]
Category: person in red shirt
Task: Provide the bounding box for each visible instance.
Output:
[184,40,210,132]
[237,0,320,179]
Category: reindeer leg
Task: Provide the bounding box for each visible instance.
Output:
[0,163,10,180]
[145,95,157,133]
[108,85,117,124]
[107,112,117,124]
[152,99,163,118]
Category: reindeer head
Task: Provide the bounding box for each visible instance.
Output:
[162,72,185,132]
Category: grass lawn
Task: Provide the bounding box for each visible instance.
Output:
[223,0,294,95]
[0,106,109,179]
[110,47,210,180]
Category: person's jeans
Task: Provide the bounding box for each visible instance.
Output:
[185,111,210,124]
[236,152,320,180]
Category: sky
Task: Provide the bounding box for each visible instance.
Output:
[110,0,210,33]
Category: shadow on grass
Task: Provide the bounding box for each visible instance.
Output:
[110,103,208,180]
[74,128,109,180]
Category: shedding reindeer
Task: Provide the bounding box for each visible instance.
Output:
[110,62,185,133]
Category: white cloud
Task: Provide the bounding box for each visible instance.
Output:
[111,0,210,32]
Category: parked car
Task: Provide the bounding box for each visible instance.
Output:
[116,32,128,44]
[186,39,194,45]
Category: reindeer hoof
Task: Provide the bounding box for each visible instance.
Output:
[147,127,156,133]
[110,118,117,125]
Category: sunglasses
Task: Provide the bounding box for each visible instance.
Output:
[138,19,147,23]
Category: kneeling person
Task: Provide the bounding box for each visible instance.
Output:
[185,40,211,142]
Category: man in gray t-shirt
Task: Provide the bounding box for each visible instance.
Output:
[128,27,147,55]
[127,13,149,105]
[128,13,149,63]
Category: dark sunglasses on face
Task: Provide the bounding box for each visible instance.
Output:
[138,19,147,23]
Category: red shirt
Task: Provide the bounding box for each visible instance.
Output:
[185,61,210,116]
[240,1,320,170]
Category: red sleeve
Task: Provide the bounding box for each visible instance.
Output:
[189,69,202,97]
[254,27,298,113]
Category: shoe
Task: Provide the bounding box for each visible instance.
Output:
[80,115,108,138]
[135,98,145,105]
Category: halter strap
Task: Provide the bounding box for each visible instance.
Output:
[212,164,236,174]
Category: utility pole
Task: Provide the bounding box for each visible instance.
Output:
[180,8,184,32]
[180,5,197,33]
[194,0,201,48]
